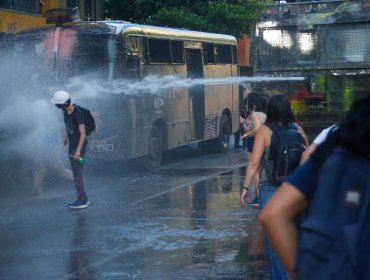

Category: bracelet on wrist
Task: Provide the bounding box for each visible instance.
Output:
[243,186,249,191]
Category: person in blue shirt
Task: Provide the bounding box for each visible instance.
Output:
[259,96,370,277]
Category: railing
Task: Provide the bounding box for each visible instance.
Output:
[264,0,346,18]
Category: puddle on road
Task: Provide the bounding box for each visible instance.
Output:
[0,159,270,280]
[87,167,270,279]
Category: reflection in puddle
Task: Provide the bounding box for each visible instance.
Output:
[68,212,94,280]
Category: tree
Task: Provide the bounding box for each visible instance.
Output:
[104,0,267,38]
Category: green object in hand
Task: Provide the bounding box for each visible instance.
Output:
[70,155,85,164]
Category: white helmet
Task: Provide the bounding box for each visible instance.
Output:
[51,90,70,104]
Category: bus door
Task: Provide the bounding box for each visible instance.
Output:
[185,48,205,140]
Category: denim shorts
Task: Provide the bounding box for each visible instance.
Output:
[259,180,278,209]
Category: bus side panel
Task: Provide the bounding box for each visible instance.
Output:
[165,88,191,149]
[203,64,240,138]
[122,95,151,159]
[88,94,150,160]
[231,83,240,134]
[88,95,125,160]
[228,64,241,136]
[144,64,191,150]
[145,88,191,151]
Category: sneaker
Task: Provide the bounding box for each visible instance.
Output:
[248,197,259,207]
[68,199,90,209]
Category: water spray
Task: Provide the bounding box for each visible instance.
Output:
[64,75,305,99]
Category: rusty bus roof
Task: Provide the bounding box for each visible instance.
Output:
[104,21,237,44]
[17,20,237,45]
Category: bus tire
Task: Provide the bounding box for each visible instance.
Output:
[215,114,230,153]
[144,126,163,171]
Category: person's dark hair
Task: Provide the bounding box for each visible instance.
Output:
[266,94,295,126]
[257,94,267,113]
[247,92,267,113]
[311,96,370,162]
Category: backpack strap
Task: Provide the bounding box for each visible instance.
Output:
[70,104,85,127]
[289,122,299,131]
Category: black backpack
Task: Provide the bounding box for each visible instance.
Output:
[265,122,306,185]
[296,148,370,279]
[76,105,96,136]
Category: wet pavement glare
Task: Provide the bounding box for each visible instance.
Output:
[0,148,269,280]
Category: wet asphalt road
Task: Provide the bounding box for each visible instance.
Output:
[0,146,269,280]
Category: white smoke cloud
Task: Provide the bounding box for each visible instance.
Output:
[0,98,65,160]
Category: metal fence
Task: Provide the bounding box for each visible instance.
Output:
[255,22,370,72]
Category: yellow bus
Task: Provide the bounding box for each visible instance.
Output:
[11,21,240,170]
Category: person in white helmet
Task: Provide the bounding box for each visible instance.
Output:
[51,90,89,209]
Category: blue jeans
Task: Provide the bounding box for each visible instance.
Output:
[259,180,288,280]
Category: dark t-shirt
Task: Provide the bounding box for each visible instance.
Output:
[63,105,87,155]
[285,158,321,200]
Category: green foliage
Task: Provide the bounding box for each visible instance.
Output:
[104,0,267,37]
[145,7,209,31]
[104,0,166,23]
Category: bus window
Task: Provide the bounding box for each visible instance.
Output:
[171,40,184,63]
[232,45,238,65]
[217,44,232,64]
[204,43,215,64]
[148,38,171,63]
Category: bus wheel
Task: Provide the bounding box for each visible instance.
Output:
[215,114,230,153]
[144,127,163,171]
